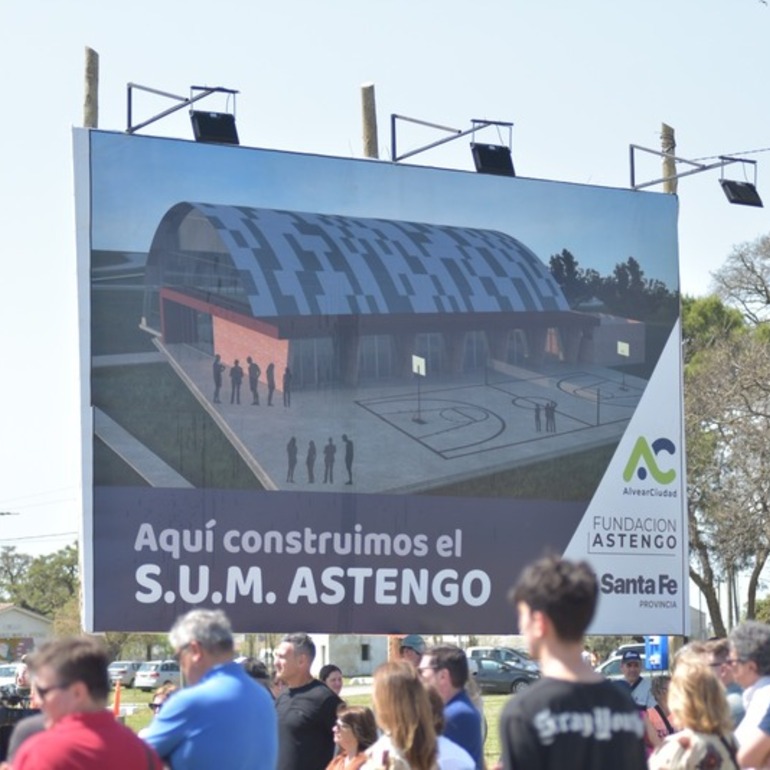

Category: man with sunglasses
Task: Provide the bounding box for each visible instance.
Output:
[10,636,163,770]
[141,608,277,770]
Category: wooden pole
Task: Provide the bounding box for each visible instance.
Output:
[361,82,379,159]
[661,123,676,194]
[84,47,99,128]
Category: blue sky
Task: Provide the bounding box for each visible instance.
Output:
[1,0,769,554]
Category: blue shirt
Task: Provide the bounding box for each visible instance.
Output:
[443,690,483,770]
[142,660,277,770]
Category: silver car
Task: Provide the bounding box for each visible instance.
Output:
[134,660,183,692]
[108,660,143,688]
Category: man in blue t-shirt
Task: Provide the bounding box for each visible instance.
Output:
[142,609,277,770]
[420,644,483,770]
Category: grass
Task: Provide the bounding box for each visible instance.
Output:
[92,364,264,489]
[428,443,617,500]
[119,684,510,766]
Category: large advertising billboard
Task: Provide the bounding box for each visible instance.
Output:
[74,128,686,634]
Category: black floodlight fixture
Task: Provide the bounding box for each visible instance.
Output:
[126,83,239,143]
[470,143,515,177]
[390,114,514,175]
[630,144,763,208]
[720,178,763,207]
[190,110,239,145]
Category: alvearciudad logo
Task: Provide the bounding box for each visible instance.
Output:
[622,436,676,484]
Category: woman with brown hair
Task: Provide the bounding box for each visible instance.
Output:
[648,661,738,770]
[363,661,437,770]
[326,705,378,770]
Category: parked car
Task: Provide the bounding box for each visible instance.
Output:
[108,660,143,688]
[134,660,182,692]
[608,642,646,660]
[471,656,539,694]
[466,646,539,673]
[0,662,23,695]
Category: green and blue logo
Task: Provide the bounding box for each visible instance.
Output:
[622,437,676,484]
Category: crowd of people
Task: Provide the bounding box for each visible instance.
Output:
[6,556,770,769]
[212,354,289,409]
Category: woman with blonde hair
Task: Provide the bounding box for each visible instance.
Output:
[363,661,437,770]
[649,661,738,770]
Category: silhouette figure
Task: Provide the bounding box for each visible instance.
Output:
[212,354,225,403]
[283,367,292,407]
[534,403,542,432]
[247,356,261,405]
[230,359,244,404]
[286,437,297,482]
[323,437,336,484]
[266,363,276,406]
[306,440,317,483]
[342,434,354,485]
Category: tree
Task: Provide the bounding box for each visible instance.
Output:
[684,292,770,634]
[2,543,78,617]
[712,234,770,326]
[0,547,33,601]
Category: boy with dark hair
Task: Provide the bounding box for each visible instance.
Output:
[500,555,646,770]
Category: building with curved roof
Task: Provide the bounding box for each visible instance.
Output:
[142,203,598,387]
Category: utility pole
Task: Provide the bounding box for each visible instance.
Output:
[361,82,379,159]
[661,123,676,194]
[363,81,400,661]
[84,47,99,128]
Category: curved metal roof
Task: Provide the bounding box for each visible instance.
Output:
[147,202,569,318]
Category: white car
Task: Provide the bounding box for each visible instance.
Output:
[0,662,23,694]
[134,660,183,692]
[596,653,655,681]
[108,660,143,688]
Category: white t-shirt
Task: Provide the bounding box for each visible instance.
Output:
[437,735,475,770]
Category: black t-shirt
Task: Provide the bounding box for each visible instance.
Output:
[500,677,647,770]
[276,679,342,770]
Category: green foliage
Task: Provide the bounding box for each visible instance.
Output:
[681,295,745,366]
[1,543,79,617]
[754,596,770,625]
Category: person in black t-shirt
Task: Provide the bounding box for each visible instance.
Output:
[499,556,646,770]
[274,633,342,770]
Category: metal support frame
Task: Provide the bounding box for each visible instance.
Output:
[629,144,758,190]
[126,83,239,135]
[390,114,513,163]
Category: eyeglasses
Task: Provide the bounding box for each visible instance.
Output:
[726,658,747,666]
[173,643,191,662]
[34,682,71,700]
[148,702,163,712]
[333,720,351,731]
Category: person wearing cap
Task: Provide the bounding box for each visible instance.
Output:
[615,649,656,709]
[399,635,426,667]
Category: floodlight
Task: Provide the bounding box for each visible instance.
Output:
[720,179,763,208]
[190,111,240,145]
[470,143,515,177]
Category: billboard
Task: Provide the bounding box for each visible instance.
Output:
[74,128,686,634]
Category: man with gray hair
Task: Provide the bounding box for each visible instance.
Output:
[141,608,277,770]
[729,621,770,756]
[274,632,342,770]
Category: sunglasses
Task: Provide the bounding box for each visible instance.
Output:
[149,702,163,712]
